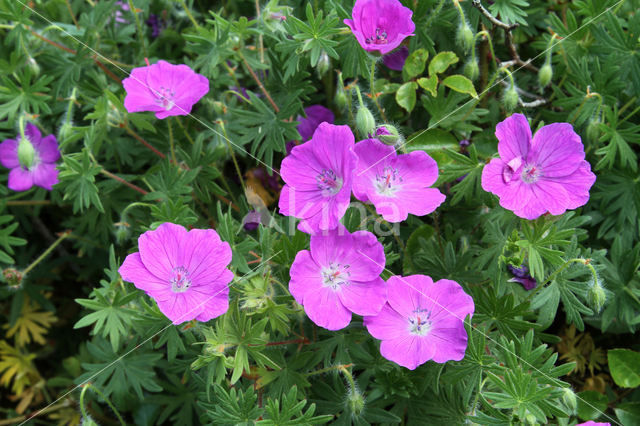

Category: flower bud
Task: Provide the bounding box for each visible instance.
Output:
[538,63,553,87]
[503,85,519,112]
[586,117,601,143]
[114,223,130,245]
[457,22,474,52]
[316,51,330,78]
[524,412,537,425]
[356,106,376,137]
[562,388,577,413]
[17,136,36,169]
[27,56,40,77]
[464,59,479,81]
[335,87,348,110]
[587,279,607,313]
[82,415,99,426]
[3,268,23,288]
[375,125,402,145]
[347,388,365,416]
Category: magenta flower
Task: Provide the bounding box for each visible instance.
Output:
[279,123,357,234]
[344,0,415,55]
[289,227,387,330]
[353,139,445,222]
[364,275,474,370]
[383,46,409,71]
[0,123,60,192]
[577,422,610,426]
[118,223,233,324]
[122,60,209,119]
[481,114,596,220]
[297,105,335,141]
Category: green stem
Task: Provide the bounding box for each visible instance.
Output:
[425,0,446,28]
[18,116,27,141]
[128,0,148,58]
[168,118,177,165]
[355,85,365,108]
[475,31,496,67]
[176,117,195,145]
[526,258,594,302]
[305,363,354,377]
[6,200,52,206]
[218,121,246,192]
[369,58,387,121]
[23,231,71,275]
[80,384,126,426]
[180,0,200,28]
[120,202,154,221]
[340,366,356,390]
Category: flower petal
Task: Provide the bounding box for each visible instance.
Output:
[364,303,408,340]
[530,123,584,177]
[34,135,60,163]
[339,277,387,316]
[302,286,352,330]
[32,162,59,190]
[496,113,532,162]
[289,250,321,305]
[8,168,34,192]
[138,223,186,280]
[119,252,173,301]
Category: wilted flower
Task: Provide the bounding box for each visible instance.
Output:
[344,0,415,55]
[279,123,357,234]
[297,105,335,141]
[481,114,596,220]
[0,123,60,192]
[383,46,409,71]
[352,139,445,222]
[122,60,209,119]
[119,223,233,324]
[364,275,474,369]
[289,227,387,330]
[507,264,537,290]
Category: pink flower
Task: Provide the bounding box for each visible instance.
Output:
[289,227,387,330]
[279,123,357,234]
[577,422,610,426]
[297,105,335,141]
[0,123,60,192]
[364,275,474,370]
[344,0,415,55]
[119,223,233,324]
[353,138,445,222]
[481,114,596,220]
[122,60,209,119]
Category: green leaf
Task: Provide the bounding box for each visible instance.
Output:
[576,390,608,421]
[428,51,459,76]
[406,129,458,153]
[608,349,640,388]
[442,75,478,99]
[0,215,26,265]
[402,48,429,81]
[615,402,640,426]
[417,75,438,97]
[396,81,417,113]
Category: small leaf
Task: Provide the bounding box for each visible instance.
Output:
[428,51,459,76]
[608,349,640,388]
[576,390,608,421]
[615,402,640,426]
[402,48,429,81]
[396,81,417,113]
[442,75,478,98]
[417,75,438,97]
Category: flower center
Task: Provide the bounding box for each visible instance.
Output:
[155,86,175,110]
[408,308,431,336]
[520,164,541,183]
[316,169,343,196]
[321,262,350,290]
[374,166,402,196]
[365,27,388,45]
[170,266,192,293]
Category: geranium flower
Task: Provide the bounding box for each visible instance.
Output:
[577,422,610,426]
[122,60,209,119]
[364,275,474,370]
[507,264,537,290]
[297,105,335,141]
[289,227,387,330]
[279,123,357,233]
[344,0,415,55]
[0,123,60,192]
[119,223,233,324]
[481,114,596,220]
[383,46,409,71]
[353,138,445,222]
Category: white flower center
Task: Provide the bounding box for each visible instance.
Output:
[408,308,431,336]
[374,166,402,196]
[520,164,541,183]
[321,262,350,290]
[170,266,191,293]
[155,86,176,110]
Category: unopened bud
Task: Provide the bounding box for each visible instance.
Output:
[538,63,553,87]
[356,107,376,137]
[347,388,365,416]
[316,51,330,78]
[82,415,99,426]
[503,85,519,112]
[213,101,226,115]
[335,87,348,110]
[375,125,402,145]
[587,279,606,313]
[464,60,479,81]
[457,22,474,52]
[17,136,36,169]
[114,223,130,245]
[524,412,537,425]
[27,56,40,77]
[3,268,23,288]
[562,388,577,413]
[586,117,601,143]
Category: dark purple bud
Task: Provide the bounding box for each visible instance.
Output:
[243,210,262,231]
[459,139,470,148]
[455,173,468,183]
[512,276,537,290]
[382,46,409,71]
[508,264,537,290]
[507,264,529,278]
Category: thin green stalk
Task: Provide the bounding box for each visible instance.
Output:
[340,366,356,390]
[176,117,195,145]
[180,0,200,28]
[168,118,177,165]
[80,384,125,426]
[128,0,148,58]
[425,0,446,28]
[305,363,354,377]
[526,258,595,302]
[23,231,71,275]
[218,121,246,192]
[369,58,387,121]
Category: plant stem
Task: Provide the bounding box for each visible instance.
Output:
[23,230,71,275]
[125,125,166,159]
[6,200,52,206]
[180,0,200,28]
[176,117,195,144]
[168,118,177,165]
[305,363,354,377]
[369,58,387,121]
[128,0,148,58]
[218,121,246,192]
[526,258,594,302]
[64,0,79,28]
[237,50,279,113]
[100,169,149,196]
[80,384,126,426]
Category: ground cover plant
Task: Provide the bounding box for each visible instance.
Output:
[1,0,640,424]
